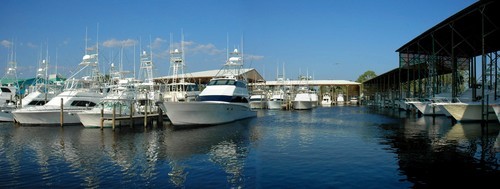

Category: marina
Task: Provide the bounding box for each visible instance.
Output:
[1,106,499,188]
[1,0,499,188]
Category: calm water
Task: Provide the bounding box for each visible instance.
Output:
[1,106,499,188]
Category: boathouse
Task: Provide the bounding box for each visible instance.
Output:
[363,0,500,114]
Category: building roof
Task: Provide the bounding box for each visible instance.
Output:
[264,79,360,86]
[154,68,264,84]
[396,0,499,57]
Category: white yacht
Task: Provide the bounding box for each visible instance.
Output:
[162,48,257,126]
[440,88,497,122]
[0,85,17,122]
[163,36,201,102]
[249,88,268,109]
[12,78,105,125]
[267,65,287,110]
[135,50,159,115]
[336,93,345,105]
[292,86,314,110]
[321,93,332,106]
[0,48,19,122]
[12,45,105,125]
[267,91,285,110]
[163,81,200,102]
[350,96,359,105]
[77,80,139,127]
[441,98,498,122]
[19,58,64,109]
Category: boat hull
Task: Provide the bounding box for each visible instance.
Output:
[249,101,268,109]
[12,107,88,125]
[267,100,283,110]
[441,103,497,122]
[77,112,144,128]
[321,100,331,106]
[412,102,447,115]
[0,111,13,122]
[163,101,257,126]
[490,104,500,123]
[292,100,313,110]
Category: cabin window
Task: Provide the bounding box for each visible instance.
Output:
[198,95,248,103]
[235,81,246,88]
[187,85,199,91]
[138,100,148,105]
[1,88,11,92]
[70,100,97,107]
[28,100,47,106]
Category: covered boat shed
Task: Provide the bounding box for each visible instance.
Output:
[364,0,500,106]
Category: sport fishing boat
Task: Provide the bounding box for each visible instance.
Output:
[12,43,106,125]
[292,86,314,110]
[162,37,200,103]
[267,65,287,110]
[0,47,19,122]
[321,93,332,106]
[162,48,257,126]
[77,80,139,127]
[249,88,268,109]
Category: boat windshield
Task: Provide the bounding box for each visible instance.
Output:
[208,79,235,85]
[208,79,247,89]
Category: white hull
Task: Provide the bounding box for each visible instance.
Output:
[163,101,257,126]
[311,100,318,107]
[77,112,144,128]
[430,103,452,117]
[490,104,500,123]
[249,101,268,109]
[412,102,447,115]
[321,100,331,106]
[292,100,313,110]
[12,107,87,125]
[321,94,332,106]
[441,102,497,122]
[0,111,13,122]
[0,106,15,122]
[267,100,283,110]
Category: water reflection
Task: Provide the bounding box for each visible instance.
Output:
[380,113,500,188]
[163,118,255,188]
[0,118,255,188]
[1,107,499,188]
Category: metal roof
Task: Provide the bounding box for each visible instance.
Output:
[396,0,499,57]
[154,68,264,84]
[265,80,360,86]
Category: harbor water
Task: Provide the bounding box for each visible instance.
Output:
[1,105,499,188]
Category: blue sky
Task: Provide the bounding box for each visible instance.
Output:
[0,0,477,81]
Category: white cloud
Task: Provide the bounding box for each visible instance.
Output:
[245,54,264,61]
[27,42,37,48]
[189,43,225,55]
[1,40,13,48]
[102,38,138,48]
[62,38,70,45]
[150,37,166,49]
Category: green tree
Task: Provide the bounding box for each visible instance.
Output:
[356,70,377,83]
